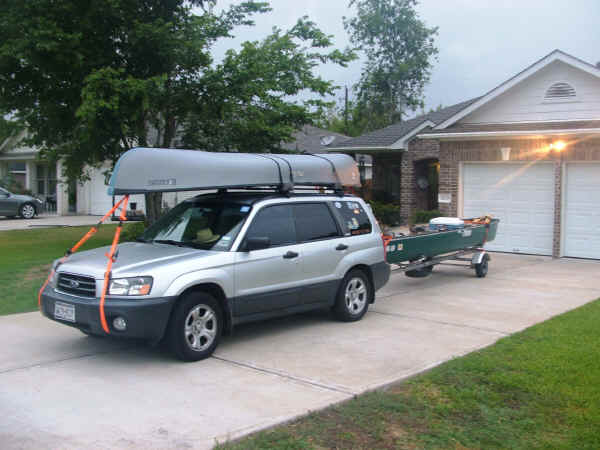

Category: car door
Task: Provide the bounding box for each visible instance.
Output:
[233,204,304,317]
[291,202,347,305]
[0,188,14,216]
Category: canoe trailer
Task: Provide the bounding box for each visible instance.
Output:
[383,218,500,278]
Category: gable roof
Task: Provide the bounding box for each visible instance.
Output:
[434,49,600,130]
[280,125,350,154]
[327,97,480,151]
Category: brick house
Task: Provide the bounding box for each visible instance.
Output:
[329,50,600,259]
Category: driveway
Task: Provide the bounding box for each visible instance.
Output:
[1,254,599,449]
[0,215,102,231]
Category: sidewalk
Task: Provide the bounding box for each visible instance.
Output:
[0,215,103,231]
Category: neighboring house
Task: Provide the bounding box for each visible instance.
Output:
[329,49,600,259]
[281,124,372,180]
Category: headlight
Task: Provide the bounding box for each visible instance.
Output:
[49,262,60,288]
[35,198,44,204]
[108,277,153,296]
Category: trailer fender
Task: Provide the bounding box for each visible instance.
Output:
[471,251,488,266]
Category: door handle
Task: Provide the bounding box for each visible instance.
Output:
[336,244,349,251]
[283,251,299,259]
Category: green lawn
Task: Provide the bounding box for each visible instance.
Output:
[218,299,600,449]
[0,225,118,315]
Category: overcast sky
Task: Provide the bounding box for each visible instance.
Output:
[211,0,600,118]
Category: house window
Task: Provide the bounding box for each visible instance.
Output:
[8,161,26,189]
[36,163,57,201]
[544,82,576,101]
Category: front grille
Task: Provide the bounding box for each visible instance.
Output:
[57,273,96,298]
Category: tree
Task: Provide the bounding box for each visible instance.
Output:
[344,0,438,132]
[0,1,353,224]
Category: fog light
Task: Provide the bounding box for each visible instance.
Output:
[113,316,127,331]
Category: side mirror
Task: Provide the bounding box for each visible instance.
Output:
[245,236,270,251]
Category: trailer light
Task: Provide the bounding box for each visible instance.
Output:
[113,316,127,331]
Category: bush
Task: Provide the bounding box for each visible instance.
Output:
[368,201,403,226]
[120,221,146,242]
[412,209,442,224]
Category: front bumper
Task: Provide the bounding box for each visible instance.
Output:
[40,286,177,342]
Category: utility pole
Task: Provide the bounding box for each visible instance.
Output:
[344,85,349,135]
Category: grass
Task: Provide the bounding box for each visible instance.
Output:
[217,299,600,449]
[0,225,118,315]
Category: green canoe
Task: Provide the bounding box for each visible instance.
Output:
[385,219,499,264]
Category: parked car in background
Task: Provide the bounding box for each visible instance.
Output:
[0,186,43,219]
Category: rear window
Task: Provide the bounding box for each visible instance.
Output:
[293,203,340,242]
[332,200,372,236]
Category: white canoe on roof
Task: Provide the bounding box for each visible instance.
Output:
[107,148,360,195]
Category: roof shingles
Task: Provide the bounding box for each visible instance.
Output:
[330,98,480,149]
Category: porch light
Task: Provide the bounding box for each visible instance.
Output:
[549,140,566,152]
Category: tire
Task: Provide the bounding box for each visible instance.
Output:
[405,258,433,278]
[20,203,36,219]
[168,292,223,362]
[475,254,489,278]
[333,269,371,322]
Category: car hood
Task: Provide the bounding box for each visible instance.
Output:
[10,193,39,202]
[56,242,224,279]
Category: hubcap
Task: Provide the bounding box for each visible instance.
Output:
[184,304,217,352]
[22,204,35,219]
[345,277,367,315]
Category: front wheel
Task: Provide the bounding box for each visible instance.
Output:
[168,292,223,362]
[20,203,36,219]
[333,269,371,322]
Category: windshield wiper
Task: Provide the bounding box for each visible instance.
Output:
[152,239,186,247]
[135,237,151,243]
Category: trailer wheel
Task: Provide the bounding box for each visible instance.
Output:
[475,254,489,278]
[405,258,433,278]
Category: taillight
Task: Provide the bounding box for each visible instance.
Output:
[381,234,393,263]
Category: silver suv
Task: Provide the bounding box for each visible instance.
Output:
[40,192,390,361]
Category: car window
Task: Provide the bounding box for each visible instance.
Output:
[245,204,297,247]
[332,200,372,236]
[141,201,250,251]
[0,187,8,195]
[293,203,340,242]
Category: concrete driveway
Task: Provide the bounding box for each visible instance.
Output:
[1,254,599,449]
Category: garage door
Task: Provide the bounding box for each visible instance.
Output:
[89,168,146,216]
[564,163,600,259]
[463,163,554,255]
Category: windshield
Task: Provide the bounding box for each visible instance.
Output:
[141,201,251,251]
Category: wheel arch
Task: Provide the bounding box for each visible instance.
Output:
[346,264,375,303]
[173,283,233,336]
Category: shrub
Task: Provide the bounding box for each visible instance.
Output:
[120,221,146,242]
[368,201,403,226]
[412,209,442,224]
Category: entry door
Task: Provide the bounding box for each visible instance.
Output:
[234,204,304,316]
[564,163,600,259]
[463,163,554,255]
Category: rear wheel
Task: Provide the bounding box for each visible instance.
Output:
[333,269,371,322]
[475,254,489,278]
[20,203,36,219]
[168,292,222,361]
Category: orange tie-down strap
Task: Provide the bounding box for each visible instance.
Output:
[38,195,130,334]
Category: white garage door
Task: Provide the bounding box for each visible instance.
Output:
[564,163,600,259]
[463,163,554,255]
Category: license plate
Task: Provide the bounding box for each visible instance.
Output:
[54,301,76,323]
